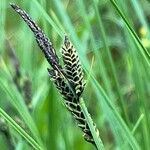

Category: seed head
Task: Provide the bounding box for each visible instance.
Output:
[11,3,99,146]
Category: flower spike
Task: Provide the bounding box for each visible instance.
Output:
[11,3,100,146]
[10,3,60,71]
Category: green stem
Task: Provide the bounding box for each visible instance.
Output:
[109,0,150,66]
[80,98,104,150]
[0,107,43,150]
[132,114,144,134]
[93,0,129,125]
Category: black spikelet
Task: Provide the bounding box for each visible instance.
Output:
[11,3,100,146]
[62,36,86,97]
[47,69,75,105]
[47,37,99,144]
[47,69,98,144]
[10,3,60,71]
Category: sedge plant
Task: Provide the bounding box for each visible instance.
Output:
[10,3,104,150]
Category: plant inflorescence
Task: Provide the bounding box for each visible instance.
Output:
[10,3,99,147]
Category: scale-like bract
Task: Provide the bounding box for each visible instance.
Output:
[48,68,98,144]
[62,36,86,97]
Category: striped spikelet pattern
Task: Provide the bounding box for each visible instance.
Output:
[62,36,86,97]
[48,37,99,144]
[11,3,99,145]
[48,67,96,144]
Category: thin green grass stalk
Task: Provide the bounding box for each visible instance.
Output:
[31,62,49,108]
[91,77,140,150]
[132,114,144,134]
[130,0,150,38]
[0,0,6,52]
[109,0,150,66]
[116,1,150,149]
[50,0,140,148]
[77,0,114,100]
[32,83,49,108]
[0,107,43,150]
[124,25,150,149]
[39,0,47,31]
[32,0,64,37]
[92,0,129,125]
[0,79,45,149]
[31,61,48,107]
[50,10,65,34]
[52,0,84,53]
[130,0,150,80]
[29,1,140,148]
[17,2,31,73]
[128,40,150,149]
[0,58,45,149]
[80,98,104,150]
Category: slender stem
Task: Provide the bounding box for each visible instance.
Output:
[80,98,104,150]
[93,0,129,125]
[132,114,144,134]
[0,107,43,150]
[109,0,150,66]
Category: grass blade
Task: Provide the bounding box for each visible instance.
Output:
[80,98,104,150]
[0,107,43,150]
[109,0,150,66]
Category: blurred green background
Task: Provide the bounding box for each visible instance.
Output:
[1,0,150,149]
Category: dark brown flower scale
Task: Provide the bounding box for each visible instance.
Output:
[11,3,99,145]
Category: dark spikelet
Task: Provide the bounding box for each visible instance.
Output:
[11,3,99,146]
[62,36,86,97]
[47,68,75,103]
[48,68,99,145]
[10,3,60,71]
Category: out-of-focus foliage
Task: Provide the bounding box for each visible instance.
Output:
[1,0,150,149]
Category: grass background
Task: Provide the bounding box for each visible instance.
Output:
[1,0,150,149]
